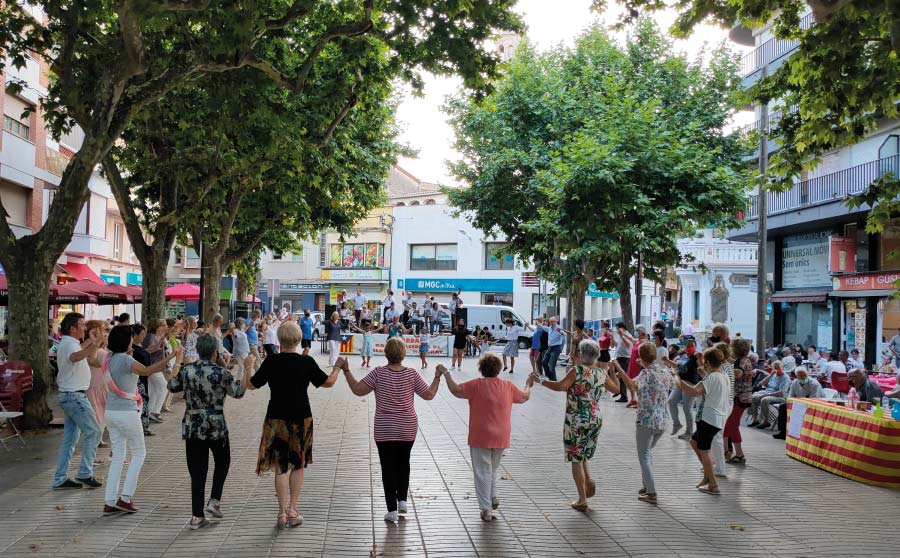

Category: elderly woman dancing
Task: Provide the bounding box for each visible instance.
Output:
[343,337,442,523]
[443,353,533,520]
[532,339,620,511]
[243,322,341,529]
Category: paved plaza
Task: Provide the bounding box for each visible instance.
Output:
[1,352,897,558]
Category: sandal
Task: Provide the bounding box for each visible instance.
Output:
[586,480,596,498]
[695,478,709,489]
[287,511,303,528]
[570,501,589,512]
[637,494,657,505]
[638,488,647,496]
[728,455,746,465]
[698,486,721,495]
[277,513,287,530]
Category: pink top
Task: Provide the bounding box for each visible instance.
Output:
[598,331,612,350]
[362,366,429,442]
[461,377,527,449]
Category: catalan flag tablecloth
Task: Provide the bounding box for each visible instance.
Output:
[785,399,900,488]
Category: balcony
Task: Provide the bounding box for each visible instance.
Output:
[678,245,758,267]
[745,154,900,220]
[740,14,814,79]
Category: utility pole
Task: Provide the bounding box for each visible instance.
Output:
[635,251,643,328]
[197,238,205,325]
[756,69,769,354]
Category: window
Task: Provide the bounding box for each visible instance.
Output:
[396,202,406,206]
[174,247,183,264]
[482,292,514,308]
[185,247,200,267]
[329,243,385,267]
[113,223,122,259]
[3,115,30,141]
[692,291,700,321]
[485,242,514,270]
[425,199,436,205]
[410,200,420,206]
[272,252,283,260]
[410,244,457,270]
[521,272,539,287]
[319,232,327,267]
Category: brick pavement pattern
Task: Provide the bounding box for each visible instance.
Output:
[1,352,897,558]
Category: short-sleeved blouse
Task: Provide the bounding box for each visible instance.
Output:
[635,364,674,431]
[362,366,429,442]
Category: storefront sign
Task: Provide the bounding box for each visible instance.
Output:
[782,231,831,289]
[279,283,327,291]
[832,271,900,291]
[855,309,866,357]
[321,269,383,281]
[399,278,514,292]
[339,333,451,356]
[101,274,121,285]
[126,272,142,286]
[586,284,619,298]
[829,236,856,273]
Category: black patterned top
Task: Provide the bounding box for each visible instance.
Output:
[168,360,245,440]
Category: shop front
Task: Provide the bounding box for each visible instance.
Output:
[771,230,834,350]
[264,281,329,314]
[831,270,900,368]
[323,268,388,309]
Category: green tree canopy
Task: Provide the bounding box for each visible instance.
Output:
[448,21,749,329]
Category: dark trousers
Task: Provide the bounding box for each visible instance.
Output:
[777,403,788,434]
[542,345,562,381]
[186,437,231,518]
[263,343,277,356]
[138,377,150,429]
[615,357,630,400]
[375,440,415,512]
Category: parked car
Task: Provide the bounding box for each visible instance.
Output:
[460,304,535,349]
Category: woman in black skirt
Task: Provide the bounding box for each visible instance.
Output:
[242,321,342,529]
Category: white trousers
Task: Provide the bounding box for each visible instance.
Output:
[470,447,503,512]
[232,354,246,381]
[711,399,732,475]
[328,340,341,366]
[104,409,146,505]
[148,372,168,415]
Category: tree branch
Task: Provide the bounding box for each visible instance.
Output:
[157,0,212,11]
[114,0,148,81]
[102,155,152,263]
[318,71,362,146]
[264,0,317,29]
[0,198,18,258]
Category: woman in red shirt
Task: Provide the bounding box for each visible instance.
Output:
[443,354,533,521]
[343,337,442,522]
[626,326,650,407]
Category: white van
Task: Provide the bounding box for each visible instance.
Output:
[463,305,534,349]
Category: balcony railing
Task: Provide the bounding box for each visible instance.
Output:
[740,14,814,78]
[745,154,900,219]
[678,245,758,266]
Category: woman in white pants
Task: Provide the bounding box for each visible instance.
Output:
[142,319,169,421]
[103,325,182,514]
[324,312,343,366]
[442,354,532,521]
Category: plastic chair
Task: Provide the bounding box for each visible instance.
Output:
[0,399,26,451]
[822,388,838,400]
[830,372,850,394]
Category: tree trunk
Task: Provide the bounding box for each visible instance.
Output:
[568,276,588,354]
[618,270,634,333]
[202,259,223,324]
[236,274,250,302]
[6,257,54,428]
[141,256,169,323]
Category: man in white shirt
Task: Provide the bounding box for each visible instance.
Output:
[682,321,694,337]
[822,351,847,383]
[231,317,250,381]
[780,347,797,374]
[53,312,103,489]
[382,290,394,323]
[352,289,368,323]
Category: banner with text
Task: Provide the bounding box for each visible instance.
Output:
[782,231,831,289]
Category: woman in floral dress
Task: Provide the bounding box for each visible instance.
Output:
[532,339,620,511]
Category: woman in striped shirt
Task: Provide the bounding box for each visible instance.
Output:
[343,337,442,523]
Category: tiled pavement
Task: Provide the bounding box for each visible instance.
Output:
[1,352,898,558]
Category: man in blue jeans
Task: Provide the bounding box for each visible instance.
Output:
[541,316,565,381]
[53,312,103,489]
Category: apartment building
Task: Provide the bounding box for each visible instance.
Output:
[728,14,900,365]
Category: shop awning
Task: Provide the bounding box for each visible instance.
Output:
[770,291,828,303]
[829,289,895,298]
[166,282,200,301]
[60,262,104,284]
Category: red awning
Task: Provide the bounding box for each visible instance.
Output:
[166,283,201,301]
[60,262,104,284]
[64,279,131,304]
[49,283,97,305]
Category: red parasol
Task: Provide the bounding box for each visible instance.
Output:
[49,283,97,305]
[165,283,201,301]
[64,279,130,304]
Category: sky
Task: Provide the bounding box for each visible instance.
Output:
[394,0,752,186]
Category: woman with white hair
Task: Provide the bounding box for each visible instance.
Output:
[532,339,621,511]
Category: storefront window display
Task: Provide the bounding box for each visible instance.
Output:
[329,243,385,268]
[782,301,832,349]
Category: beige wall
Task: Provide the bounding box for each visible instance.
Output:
[0,180,29,226]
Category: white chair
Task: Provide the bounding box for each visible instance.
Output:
[822,388,838,400]
[0,400,26,451]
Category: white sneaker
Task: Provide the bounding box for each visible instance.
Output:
[205,498,223,519]
[480,510,493,521]
[384,511,399,523]
[398,501,408,514]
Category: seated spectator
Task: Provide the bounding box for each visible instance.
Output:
[780,348,797,375]
[847,369,884,402]
[747,360,792,429]
[773,366,824,440]
[876,353,897,375]
[822,352,847,384]
[847,349,864,370]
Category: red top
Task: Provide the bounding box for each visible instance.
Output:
[598,331,612,350]
[461,378,527,449]
[627,342,642,378]
[362,366,430,442]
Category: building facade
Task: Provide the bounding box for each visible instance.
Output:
[729,12,900,365]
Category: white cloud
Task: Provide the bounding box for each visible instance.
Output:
[395,0,752,185]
